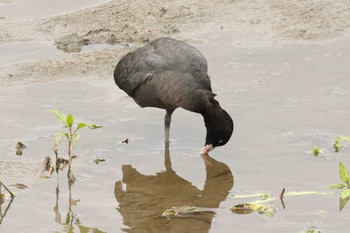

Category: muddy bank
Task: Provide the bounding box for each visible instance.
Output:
[1,0,350,86]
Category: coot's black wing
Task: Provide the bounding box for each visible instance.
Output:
[114,37,211,97]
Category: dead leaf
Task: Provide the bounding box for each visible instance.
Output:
[231,203,276,217]
[15,142,27,156]
[10,183,29,189]
[94,158,106,164]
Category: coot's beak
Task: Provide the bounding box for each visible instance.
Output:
[200,144,213,155]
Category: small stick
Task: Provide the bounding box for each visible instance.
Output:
[279,188,286,209]
[280,188,285,198]
[0,180,15,198]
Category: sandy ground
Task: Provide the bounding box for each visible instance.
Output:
[1,0,350,86]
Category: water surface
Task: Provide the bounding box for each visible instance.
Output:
[1,27,350,232]
[0,0,108,21]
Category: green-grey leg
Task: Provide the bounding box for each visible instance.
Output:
[164,110,173,148]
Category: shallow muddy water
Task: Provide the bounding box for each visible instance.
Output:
[1,26,350,232]
[0,0,107,21]
[0,41,65,67]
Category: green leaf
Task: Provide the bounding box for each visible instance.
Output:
[55,131,65,144]
[334,143,343,152]
[66,114,74,128]
[340,196,350,211]
[77,123,87,131]
[284,191,332,196]
[329,183,346,189]
[312,146,325,156]
[53,131,66,155]
[231,193,272,200]
[341,189,350,199]
[86,124,103,129]
[300,227,321,233]
[307,146,325,156]
[334,136,350,152]
[339,162,350,186]
[48,109,68,126]
[338,135,350,141]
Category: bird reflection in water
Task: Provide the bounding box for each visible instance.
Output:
[115,149,234,233]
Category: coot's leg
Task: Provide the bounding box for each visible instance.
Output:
[164,147,173,172]
[164,109,174,148]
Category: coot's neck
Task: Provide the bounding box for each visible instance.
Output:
[199,95,233,148]
[202,103,221,127]
[200,97,223,127]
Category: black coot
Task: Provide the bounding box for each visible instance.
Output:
[114,37,233,154]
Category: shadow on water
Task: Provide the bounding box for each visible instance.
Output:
[114,148,234,233]
[53,173,105,233]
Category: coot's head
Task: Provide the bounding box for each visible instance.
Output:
[200,108,233,154]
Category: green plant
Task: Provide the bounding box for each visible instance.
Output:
[307,146,325,156]
[329,162,350,210]
[300,227,321,233]
[49,109,102,181]
[329,162,350,192]
[333,136,350,152]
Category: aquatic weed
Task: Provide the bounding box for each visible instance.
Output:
[49,109,102,182]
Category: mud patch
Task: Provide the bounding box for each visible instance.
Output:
[0,160,42,184]
[55,28,125,53]
[269,0,350,39]
[2,0,350,86]
[0,46,132,86]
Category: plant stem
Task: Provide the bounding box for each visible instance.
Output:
[68,126,73,160]
[0,180,15,198]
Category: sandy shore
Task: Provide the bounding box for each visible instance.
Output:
[1,0,350,86]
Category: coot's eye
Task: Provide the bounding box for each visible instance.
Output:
[218,139,224,144]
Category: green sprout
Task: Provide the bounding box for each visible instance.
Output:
[333,136,350,152]
[329,162,350,210]
[307,146,325,157]
[49,109,102,181]
[300,227,321,233]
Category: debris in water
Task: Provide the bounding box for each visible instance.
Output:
[9,183,29,189]
[41,156,54,178]
[94,158,106,164]
[230,203,276,217]
[122,138,129,144]
[300,227,321,233]
[15,142,27,156]
[57,157,69,170]
[0,180,15,197]
[280,188,286,209]
[161,206,214,218]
